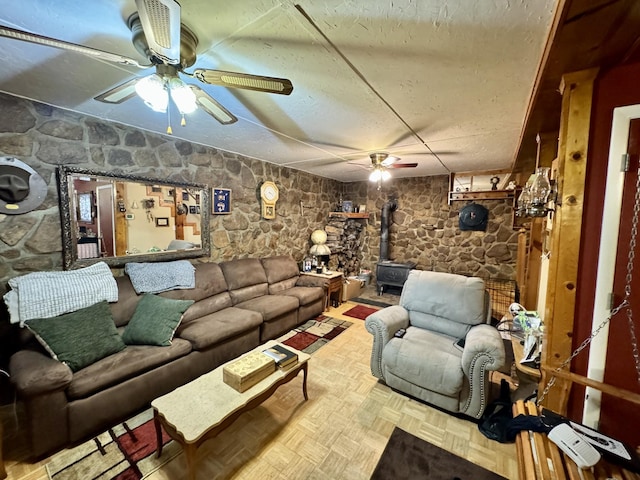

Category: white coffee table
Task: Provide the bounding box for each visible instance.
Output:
[152,340,310,480]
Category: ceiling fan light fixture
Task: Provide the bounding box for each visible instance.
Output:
[369,166,391,183]
[168,77,197,114]
[135,74,168,112]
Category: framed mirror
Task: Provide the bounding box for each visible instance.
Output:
[57,166,211,270]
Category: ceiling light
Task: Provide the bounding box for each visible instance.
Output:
[135,74,168,112]
[369,167,391,183]
[168,77,197,114]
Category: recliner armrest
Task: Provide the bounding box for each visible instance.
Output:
[10,349,73,397]
[365,306,410,379]
[459,324,506,418]
[295,276,328,289]
[461,324,505,375]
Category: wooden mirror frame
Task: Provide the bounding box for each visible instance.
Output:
[57,166,211,270]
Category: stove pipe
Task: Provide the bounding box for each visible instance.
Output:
[379,199,397,261]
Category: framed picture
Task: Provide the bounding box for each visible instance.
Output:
[77,192,94,223]
[213,188,231,214]
[182,191,189,201]
[155,217,169,227]
[189,205,197,214]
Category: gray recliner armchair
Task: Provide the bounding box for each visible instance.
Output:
[365,270,505,418]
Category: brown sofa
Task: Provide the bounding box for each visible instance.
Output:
[8,255,326,459]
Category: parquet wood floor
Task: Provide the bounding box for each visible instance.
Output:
[1,300,517,480]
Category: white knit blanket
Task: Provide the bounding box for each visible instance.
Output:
[125,260,195,294]
[3,262,118,326]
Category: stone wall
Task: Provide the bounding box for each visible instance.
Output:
[341,176,518,280]
[0,91,518,298]
[0,93,341,296]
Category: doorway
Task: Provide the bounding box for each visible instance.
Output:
[96,184,115,257]
[585,106,640,446]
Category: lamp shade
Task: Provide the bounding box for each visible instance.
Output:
[309,244,331,255]
[310,229,328,245]
[168,77,197,114]
[135,74,168,112]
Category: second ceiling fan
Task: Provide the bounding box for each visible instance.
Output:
[0,0,293,133]
[365,152,418,185]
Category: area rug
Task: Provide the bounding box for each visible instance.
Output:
[352,297,393,308]
[278,314,352,353]
[343,304,380,320]
[45,315,350,480]
[371,427,507,480]
[46,409,180,480]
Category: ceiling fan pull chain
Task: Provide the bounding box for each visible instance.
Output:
[537,161,640,405]
[166,105,173,135]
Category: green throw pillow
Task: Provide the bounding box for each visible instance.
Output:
[122,294,194,346]
[26,301,126,372]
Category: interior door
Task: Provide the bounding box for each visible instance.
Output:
[600,118,640,447]
[96,185,115,257]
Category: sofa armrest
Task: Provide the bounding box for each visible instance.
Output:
[10,349,73,397]
[295,275,328,289]
[364,306,410,379]
[460,324,505,418]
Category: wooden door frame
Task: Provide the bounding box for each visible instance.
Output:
[541,68,598,413]
[582,105,640,426]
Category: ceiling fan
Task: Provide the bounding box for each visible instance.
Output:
[350,152,418,186]
[0,0,293,133]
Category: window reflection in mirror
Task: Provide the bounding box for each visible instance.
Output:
[57,166,210,269]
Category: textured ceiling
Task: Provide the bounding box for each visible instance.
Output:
[0,0,557,182]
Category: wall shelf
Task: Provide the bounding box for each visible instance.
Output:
[448,189,516,203]
[328,212,370,219]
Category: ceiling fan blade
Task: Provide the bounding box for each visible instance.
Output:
[390,163,419,168]
[190,85,237,125]
[134,0,181,65]
[381,155,400,167]
[192,69,293,95]
[94,77,140,104]
[0,25,150,68]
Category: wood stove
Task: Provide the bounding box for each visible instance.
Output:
[376,199,417,294]
[376,260,417,294]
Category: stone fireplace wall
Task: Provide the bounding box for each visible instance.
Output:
[341,176,518,280]
[0,92,518,297]
[0,93,341,298]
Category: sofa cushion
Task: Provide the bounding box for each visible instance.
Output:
[160,263,229,303]
[261,255,300,284]
[67,338,192,399]
[179,292,233,324]
[110,275,142,327]
[122,294,194,346]
[382,327,463,396]
[274,286,324,306]
[177,307,263,350]
[269,277,298,294]
[220,258,269,303]
[235,294,299,321]
[25,301,126,372]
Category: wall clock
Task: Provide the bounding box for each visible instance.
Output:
[260,181,279,219]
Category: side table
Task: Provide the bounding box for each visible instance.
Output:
[301,271,343,310]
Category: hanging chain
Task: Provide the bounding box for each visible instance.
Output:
[538,162,640,405]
